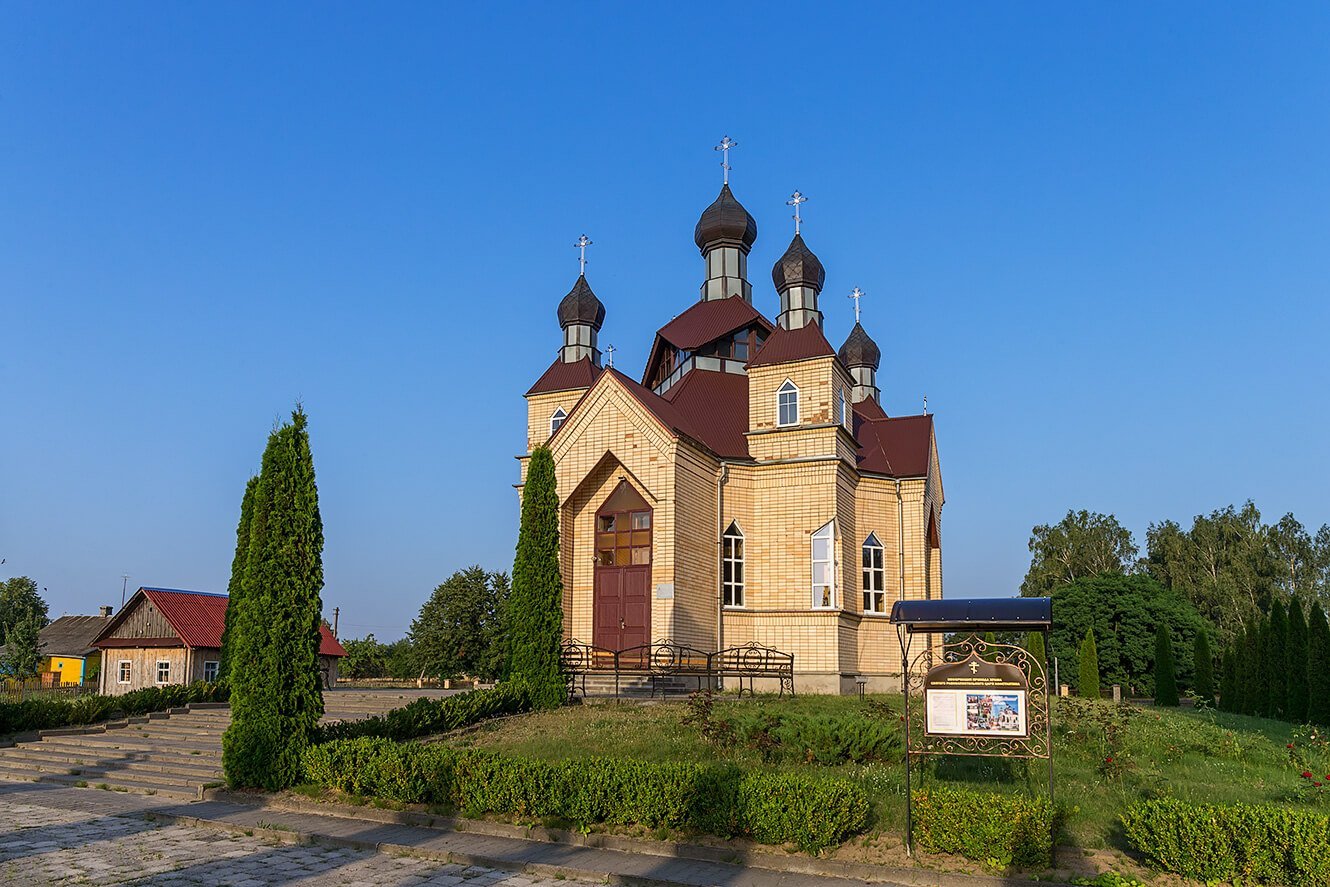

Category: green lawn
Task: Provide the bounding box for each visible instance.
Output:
[446,693,1330,850]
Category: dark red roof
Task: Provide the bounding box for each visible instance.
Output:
[746,323,836,367]
[856,415,934,478]
[853,397,888,421]
[655,297,772,350]
[526,357,602,396]
[661,369,751,459]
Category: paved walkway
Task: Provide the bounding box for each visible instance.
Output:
[0,781,899,887]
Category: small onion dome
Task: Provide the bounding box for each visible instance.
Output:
[771,233,825,293]
[838,321,881,370]
[694,184,758,253]
[557,274,606,330]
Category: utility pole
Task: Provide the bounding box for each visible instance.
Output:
[332,607,339,639]
[120,574,130,608]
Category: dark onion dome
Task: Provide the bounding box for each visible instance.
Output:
[557,274,606,330]
[694,184,758,253]
[838,321,881,369]
[771,232,825,293]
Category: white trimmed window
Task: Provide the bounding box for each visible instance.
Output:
[862,533,886,614]
[156,660,170,684]
[550,407,568,435]
[722,521,745,608]
[811,521,836,609]
[203,661,219,682]
[118,661,131,684]
[777,380,799,426]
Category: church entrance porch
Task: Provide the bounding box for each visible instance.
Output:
[592,481,652,656]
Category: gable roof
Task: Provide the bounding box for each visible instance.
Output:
[746,323,836,367]
[660,369,751,459]
[855,414,934,478]
[38,615,111,658]
[526,356,602,396]
[643,297,773,387]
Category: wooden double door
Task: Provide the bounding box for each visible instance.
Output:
[593,481,652,654]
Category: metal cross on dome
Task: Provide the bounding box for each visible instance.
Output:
[714,136,738,185]
[604,343,616,368]
[787,191,807,234]
[574,234,592,275]
[849,287,864,323]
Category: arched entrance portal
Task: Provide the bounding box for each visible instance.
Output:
[593,480,652,653]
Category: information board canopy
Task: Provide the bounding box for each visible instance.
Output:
[890,597,1051,633]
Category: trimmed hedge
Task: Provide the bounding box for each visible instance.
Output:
[0,681,230,736]
[1122,797,1330,885]
[913,787,1056,869]
[313,683,532,743]
[303,737,870,853]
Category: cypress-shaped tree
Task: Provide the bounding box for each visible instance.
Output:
[218,475,258,681]
[1287,600,1310,724]
[1268,600,1288,720]
[1218,647,1236,712]
[1192,628,1214,706]
[1078,629,1100,700]
[507,446,565,708]
[1308,604,1330,727]
[1254,617,1272,718]
[222,408,326,790]
[1240,622,1260,715]
[1154,623,1179,706]
[1025,631,1047,679]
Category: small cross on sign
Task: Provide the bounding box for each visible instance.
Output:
[787,191,807,234]
[714,136,738,185]
[574,234,592,275]
[969,660,980,675]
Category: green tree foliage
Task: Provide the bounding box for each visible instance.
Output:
[341,634,390,680]
[1046,574,1203,696]
[223,407,326,790]
[385,639,419,680]
[1154,624,1179,707]
[1287,601,1310,723]
[1239,622,1260,716]
[410,566,509,681]
[1078,629,1100,699]
[0,577,48,646]
[0,613,44,678]
[218,475,258,681]
[1192,628,1214,705]
[1308,605,1330,726]
[506,446,564,708]
[1267,600,1288,719]
[1218,647,1236,712]
[1021,510,1139,597]
[1024,632,1047,679]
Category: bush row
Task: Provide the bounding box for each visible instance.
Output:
[0,681,230,736]
[912,787,1057,870]
[313,683,532,743]
[303,737,869,853]
[1122,797,1330,885]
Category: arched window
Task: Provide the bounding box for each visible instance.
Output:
[862,532,886,614]
[722,521,744,608]
[777,380,799,427]
[811,520,835,608]
[549,407,568,435]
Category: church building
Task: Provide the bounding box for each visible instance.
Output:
[519,155,942,693]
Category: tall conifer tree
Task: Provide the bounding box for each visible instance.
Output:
[1078,629,1100,700]
[1308,605,1330,726]
[1241,622,1260,715]
[222,408,326,790]
[1025,631,1047,676]
[1218,647,1236,712]
[1254,617,1272,718]
[507,446,564,708]
[218,475,258,681]
[1288,600,1310,724]
[1192,628,1214,705]
[1268,600,1288,719]
[1154,623,1179,706]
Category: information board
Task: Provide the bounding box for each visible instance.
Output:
[923,654,1030,739]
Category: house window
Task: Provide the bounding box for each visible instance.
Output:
[777,380,799,426]
[722,521,745,608]
[203,661,219,682]
[550,407,567,435]
[839,387,849,430]
[862,533,886,614]
[118,661,131,684]
[811,521,836,609]
[156,660,171,684]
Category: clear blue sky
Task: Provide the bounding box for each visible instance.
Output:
[3,4,1327,640]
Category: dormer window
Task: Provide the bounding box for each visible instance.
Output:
[550,408,568,435]
[777,380,799,427]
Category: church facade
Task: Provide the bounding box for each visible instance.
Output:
[519,177,942,694]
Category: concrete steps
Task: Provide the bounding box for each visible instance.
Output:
[571,673,709,699]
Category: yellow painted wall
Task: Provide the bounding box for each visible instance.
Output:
[41,656,89,684]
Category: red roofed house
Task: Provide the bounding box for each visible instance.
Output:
[92,587,346,695]
[520,177,943,694]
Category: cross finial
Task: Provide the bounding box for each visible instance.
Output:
[848,287,864,323]
[714,136,738,185]
[574,234,592,275]
[787,190,807,234]
[604,343,616,368]
[923,395,928,415]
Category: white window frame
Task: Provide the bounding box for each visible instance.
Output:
[777,379,800,427]
[549,407,568,435]
[155,660,171,685]
[862,532,886,614]
[117,660,131,684]
[811,520,836,609]
[203,660,219,682]
[722,521,745,608]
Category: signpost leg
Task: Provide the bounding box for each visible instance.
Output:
[898,625,913,856]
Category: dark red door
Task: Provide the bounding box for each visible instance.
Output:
[592,481,652,654]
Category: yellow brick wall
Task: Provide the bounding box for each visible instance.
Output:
[526,389,590,452]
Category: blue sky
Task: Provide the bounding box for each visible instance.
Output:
[3,4,1327,640]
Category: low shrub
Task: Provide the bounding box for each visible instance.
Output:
[1121,797,1330,885]
[313,683,532,743]
[685,691,901,765]
[0,681,229,736]
[302,738,870,853]
[913,787,1056,870]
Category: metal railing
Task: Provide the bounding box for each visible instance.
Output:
[560,639,795,699]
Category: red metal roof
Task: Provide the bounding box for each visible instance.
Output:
[655,297,772,350]
[661,369,751,459]
[855,414,934,477]
[746,323,836,367]
[526,356,602,395]
[853,397,888,421]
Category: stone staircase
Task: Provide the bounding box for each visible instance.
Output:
[571,672,712,700]
[0,689,459,800]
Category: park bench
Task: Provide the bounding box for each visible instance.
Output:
[560,639,794,699]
